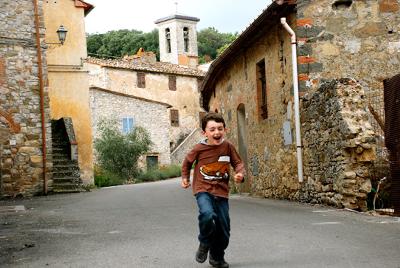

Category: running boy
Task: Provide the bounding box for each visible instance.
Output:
[181,112,245,268]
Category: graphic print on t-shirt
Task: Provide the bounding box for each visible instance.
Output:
[200,156,230,180]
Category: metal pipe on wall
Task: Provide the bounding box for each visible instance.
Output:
[281,17,304,183]
[33,0,48,194]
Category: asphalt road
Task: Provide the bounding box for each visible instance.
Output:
[1,178,400,268]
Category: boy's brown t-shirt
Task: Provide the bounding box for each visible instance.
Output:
[181,139,245,198]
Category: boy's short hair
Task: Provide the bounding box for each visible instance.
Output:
[201,112,226,131]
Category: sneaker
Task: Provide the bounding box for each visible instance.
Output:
[209,254,229,268]
[195,243,209,263]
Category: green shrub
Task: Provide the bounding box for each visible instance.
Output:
[135,164,182,183]
[94,166,124,187]
[94,118,152,180]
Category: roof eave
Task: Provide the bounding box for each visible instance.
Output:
[90,86,173,108]
[155,14,200,24]
[74,0,94,16]
[85,58,205,78]
[200,1,296,110]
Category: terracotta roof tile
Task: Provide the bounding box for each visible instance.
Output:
[85,57,205,77]
[74,0,94,16]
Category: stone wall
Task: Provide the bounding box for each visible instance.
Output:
[296,0,400,95]
[170,128,203,165]
[205,7,381,210]
[301,79,376,211]
[87,63,203,150]
[0,0,52,197]
[208,17,300,199]
[90,88,171,166]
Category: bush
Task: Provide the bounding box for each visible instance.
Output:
[94,166,124,187]
[135,165,181,183]
[94,118,152,180]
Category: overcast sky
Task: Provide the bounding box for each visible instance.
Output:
[85,0,273,34]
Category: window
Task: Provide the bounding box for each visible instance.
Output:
[137,72,145,88]
[165,28,171,53]
[183,27,189,52]
[169,75,177,91]
[122,117,135,134]
[256,59,268,119]
[170,109,179,127]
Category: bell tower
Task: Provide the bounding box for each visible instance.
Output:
[155,14,200,67]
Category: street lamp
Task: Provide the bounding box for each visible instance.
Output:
[47,25,68,45]
[56,25,68,45]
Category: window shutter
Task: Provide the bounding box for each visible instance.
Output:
[137,72,146,88]
[256,59,268,120]
[169,75,177,91]
[129,118,134,129]
[170,109,179,127]
[122,118,128,134]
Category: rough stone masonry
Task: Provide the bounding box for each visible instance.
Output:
[301,78,376,211]
[0,0,52,198]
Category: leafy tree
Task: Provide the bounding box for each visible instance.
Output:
[217,42,232,57]
[87,29,159,59]
[86,27,236,62]
[198,27,237,61]
[142,29,160,59]
[94,118,152,180]
[86,33,104,56]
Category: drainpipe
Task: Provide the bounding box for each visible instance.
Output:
[281,17,304,183]
[33,0,48,194]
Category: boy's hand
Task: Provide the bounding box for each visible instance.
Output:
[234,173,244,183]
[181,178,191,188]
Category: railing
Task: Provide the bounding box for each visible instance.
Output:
[170,128,203,165]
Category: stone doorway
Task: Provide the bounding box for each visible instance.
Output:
[237,104,250,193]
[146,155,159,170]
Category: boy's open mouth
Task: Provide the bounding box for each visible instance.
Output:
[213,136,222,140]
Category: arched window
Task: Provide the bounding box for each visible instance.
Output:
[183,27,189,52]
[165,28,171,53]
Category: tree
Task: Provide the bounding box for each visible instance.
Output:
[197,27,237,62]
[86,33,104,56]
[87,29,159,59]
[86,27,236,62]
[94,118,152,180]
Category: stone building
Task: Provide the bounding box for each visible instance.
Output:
[43,0,94,188]
[86,52,205,160]
[86,13,206,169]
[0,0,51,197]
[90,87,172,167]
[201,0,399,210]
[0,0,94,197]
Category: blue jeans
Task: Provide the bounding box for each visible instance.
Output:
[196,192,230,260]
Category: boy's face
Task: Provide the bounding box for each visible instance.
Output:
[203,120,226,145]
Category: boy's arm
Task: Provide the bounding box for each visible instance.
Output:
[181,147,198,188]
